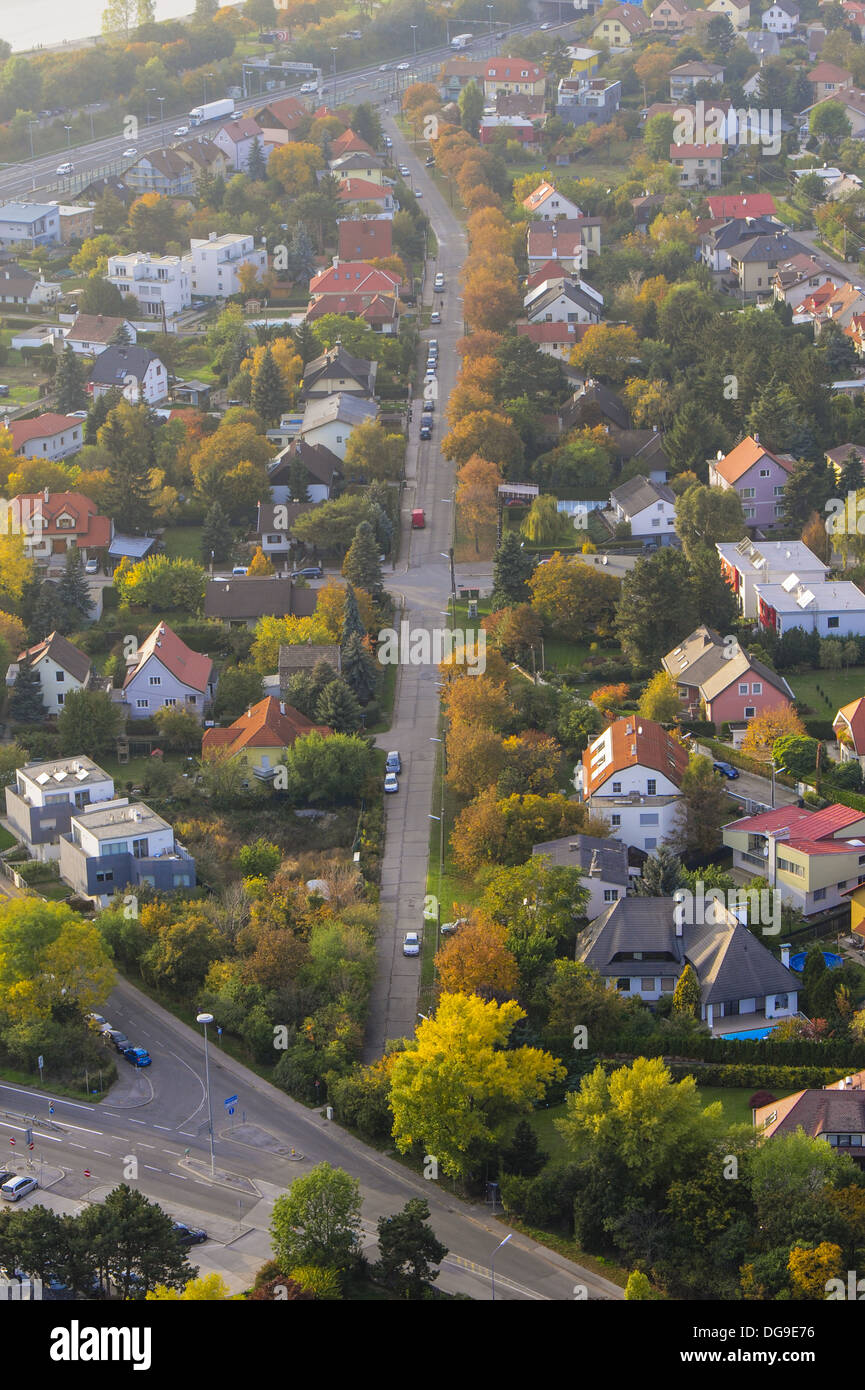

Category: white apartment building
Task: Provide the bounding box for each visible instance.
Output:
[107,251,192,320]
[189,232,268,299]
[5,755,116,862]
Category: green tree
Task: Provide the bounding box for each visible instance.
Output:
[246,136,268,181]
[98,403,155,535]
[616,549,699,666]
[238,838,281,877]
[491,531,535,609]
[810,101,852,147]
[342,521,382,593]
[341,583,365,648]
[251,346,287,426]
[54,345,87,414]
[672,754,731,856]
[672,962,700,1018]
[773,733,820,780]
[500,1117,549,1177]
[56,548,93,628]
[212,665,263,721]
[9,658,45,723]
[57,689,122,756]
[459,80,485,138]
[152,705,202,753]
[340,632,379,706]
[643,112,676,161]
[288,453,311,503]
[201,501,235,565]
[689,543,738,630]
[632,845,684,896]
[674,483,745,561]
[280,730,371,803]
[270,1163,362,1270]
[376,1198,447,1295]
[315,678,362,733]
[101,1184,192,1297]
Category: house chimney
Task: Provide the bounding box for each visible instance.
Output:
[209,230,217,240]
[279,701,286,715]
[780,942,791,967]
[753,432,759,444]
[43,487,49,503]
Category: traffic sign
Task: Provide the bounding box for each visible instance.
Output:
[9,1137,14,1147]
[48,1104,54,1116]
[227,1106,235,1116]
[224,1094,238,1108]
[25,1128,32,1148]
[37,1055,43,1070]
[83,1169,91,1178]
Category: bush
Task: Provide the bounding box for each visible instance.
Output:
[101,586,119,610]
[803,719,836,740]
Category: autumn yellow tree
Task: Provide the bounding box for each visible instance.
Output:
[528,553,621,641]
[247,546,275,576]
[445,413,522,469]
[0,610,26,654]
[243,340,303,404]
[437,915,519,1000]
[590,683,630,717]
[457,330,505,361]
[269,142,326,196]
[571,324,641,383]
[787,1242,844,1300]
[639,671,681,723]
[741,706,807,760]
[455,454,503,553]
[0,533,34,603]
[443,673,513,730]
[446,722,507,799]
[314,580,375,640]
[463,267,522,333]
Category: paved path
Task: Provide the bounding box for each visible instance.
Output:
[363,115,466,1060]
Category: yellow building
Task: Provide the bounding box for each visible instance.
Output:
[201,696,331,784]
[591,5,651,48]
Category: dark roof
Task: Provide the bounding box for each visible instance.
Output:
[268,439,343,489]
[528,281,600,320]
[278,643,341,680]
[611,473,674,515]
[20,630,90,684]
[300,343,376,398]
[89,344,161,386]
[533,832,629,886]
[256,500,315,534]
[567,381,630,432]
[730,232,810,264]
[611,428,669,468]
[77,177,135,206]
[764,1088,865,1140]
[702,214,784,252]
[204,577,318,621]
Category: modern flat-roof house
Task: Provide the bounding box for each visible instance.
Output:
[723,802,865,913]
[577,716,689,851]
[107,251,191,320]
[58,799,195,907]
[87,345,168,406]
[5,755,116,863]
[7,489,111,566]
[533,832,631,920]
[754,578,865,638]
[716,537,830,617]
[201,695,331,782]
[189,232,268,299]
[576,896,799,1035]
[5,414,85,462]
[0,202,60,248]
[123,621,215,720]
[709,434,796,529]
[610,475,677,541]
[754,1071,865,1166]
[9,632,92,717]
[661,624,795,724]
[64,313,138,357]
[299,392,377,459]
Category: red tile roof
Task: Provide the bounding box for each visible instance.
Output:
[10,489,111,548]
[670,143,723,158]
[712,435,795,485]
[834,696,865,754]
[337,218,393,260]
[516,321,591,344]
[336,178,390,201]
[724,804,813,834]
[582,716,688,795]
[310,261,401,295]
[725,803,865,847]
[706,193,777,218]
[8,413,86,449]
[124,621,212,694]
[331,128,374,156]
[201,695,330,753]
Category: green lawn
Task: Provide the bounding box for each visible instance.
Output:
[0,826,17,851]
[695,1086,788,1127]
[788,665,865,717]
[162,526,205,562]
[542,639,590,671]
[366,657,397,734]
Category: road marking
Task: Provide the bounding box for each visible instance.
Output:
[143,1164,162,1172]
[59,1121,104,1137]
[0,1081,96,1112]
[94,1150,111,1157]
[138,1142,156,1149]
[68,1142,87,1150]
[128,1118,146,1125]
[162,1150,182,1157]
[153,1125,172,1131]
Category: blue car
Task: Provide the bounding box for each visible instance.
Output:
[123,1047,152,1068]
[713,761,740,780]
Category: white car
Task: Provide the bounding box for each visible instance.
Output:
[379,63,391,72]
[540,21,553,29]
[434,273,445,290]
[396,62,410,70]
[414,188,422,196]
[174,125,189,136]
[384,772,399,793]
[399,165,410,176]
[402,932,420,956]
[85,558,99,574]
[300,81,317,94]
[56,162,74,175]
[122,147,137,157]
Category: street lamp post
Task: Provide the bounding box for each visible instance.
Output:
[196,1011,216,1177]
[64,125,72,148]
[487,4,494,35]
[411,23,418,55]
[330,47,338,104]
[204,72,214,104]
[145,88,156,124]
[156,96,165,126]
[27,120,36,162]
[490,1233,512,1301]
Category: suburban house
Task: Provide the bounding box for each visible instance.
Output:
[826,443,865,482]
[609,474,677,541]
[483,58,546,98]
[522,180,583,221]
[652,0,695,31]
[124,148,195,197]
[213,116,271,172]
[330,128,375,158]
[5,413,86,462]
[566,46,602,76]
[254,501,312,562]
[669,61,725,99]
[590,5,651,47]
[279,643,341,693]
[661,624,795,723]
[107,251,191,320]
[755,579,865,638]
[266,437,342,504]
[10,632,93,717]
[305,289,399,333]
[708,0,751,28]
[308,259,401,309]
[533,832,632,920]
[723,802,865,913]
[335,180,396,214]
[840,882,865,939]
[64,313,138,356]
[0,202,60,248]
[706,193,777,220]
[88,344,168,406]
[728,231,810,297]
[754,1072,865,1166]
[299,343,376,400]
[201,695,331,782]
[4,755,116,863]
[479,114,545,146]
[52,203,95,245]
[515,321,589,359]
[556,76,622,128]
[670,143,723,188]
[762,0,799,31]
[204,575,317,628]
[575,896,799,1035]
[526,217,602,267]
[122,621,215,720]
[700,216,784,273]
[337,217,393,261]
[0,260,37,305]
[807,62,852,103]
[716,537,830,617]
[8,489,111,566]
[58,799,195,907]
[253,94,309,144]
[709,434,795,528]
[299,392,378,459]
[329,152,388,183]
[833,696,865,771]
[525,277,603,325]
[804,87,865,138]
[438,58,487,101]
[189,232,268,299]
[173,136,232,181]
[577,716,688,851]
[771,252,841,310]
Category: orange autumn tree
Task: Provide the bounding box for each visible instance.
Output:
[437,914,519,1000]
[443,672,513,730]
[446,722,507,800]
[445,414,522,469]
[590,683,630,717]
[741,706,807,760]
[454,454,503,553]
[247,547,275,576]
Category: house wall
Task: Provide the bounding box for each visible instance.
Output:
[124,655,208,719]
[59,838,195,904]
[33,658,87,716]
[710,456,788,528]
[189,237,267,298]
[706,677,792,725]
[301,420,357,459]
[764,604,865,639]
[624,498,677,538]
[587,795,681,851]
[16,426,84,461]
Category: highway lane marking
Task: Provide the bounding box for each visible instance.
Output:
[0,1121,62,1143]
[58,1121,104,1136]
[143,1165,163,1172]
[138,1142,157,1149]
[128,1118,146,1125]
[162,1150,182,1157]
[0,1081,97,1112]
[94,1150,112,1157]
[444,1255,547,1300]
[153,1125,172,1131]
[68,1142,87,1150]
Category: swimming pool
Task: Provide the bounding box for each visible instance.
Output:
[721,1026,774,1041]
[789,950,844,973]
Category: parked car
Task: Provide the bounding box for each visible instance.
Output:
[384,772,399,794]
[402,932,420,956]
[399,165,410,176]
[85,1012,106,1030]
[291,565,323,579]
[384,136,392,147]
[0,385,9,397]
[425,155,435,166]
[385,751,401,773]
[173,1222,208,1246]
[713,761,740,780]
[430,311,441,324]
[422,399,434,413]
[102,1028,127,1047]
[84,558,99,574]
[420,423,432,440]
[428,339,438,351]
[434,272,445,290]
[540,20,553,28]
[1,1176,38,1202]
[414,188,422,196]
[231,565,248,575]
[111,1034,131,1053]
[123,1047,152,1067]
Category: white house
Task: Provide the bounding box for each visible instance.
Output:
[525,278,603,325]
[6,413,85,462]
[64,314,138,357]
[708,0,751,29]
[522,180,583,221]
[213,116,271,173]
[122,621,215,720]
[716,537,830,618]
[754,578,865,638]
[0,202,60,248]
[762,0,799,32]
[533,832,632,920]
[610,474,677,541]
[577,716,689,852]
[4,754,116,863]
[299,392,378,459]
[10,631,92,718]
[107,251,192,320]
[87,345,168,406]
[189,232,268,299]
[58,799,195,907]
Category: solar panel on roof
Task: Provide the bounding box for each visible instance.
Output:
[781,573,799,592]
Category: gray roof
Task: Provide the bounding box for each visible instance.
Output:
[730,232,809,264]
[576,897,799,1006]
[703,215,782,252]
[89,344,161,386]
[300,343,377,399]
[256,501,315,534]
[205,577,317,621]
[268,438,343,488]
[108,534,156,559]
[611,429,668,468]
[278,643,341,679]
[766,1089,865,1140]
[568,380,630,431]
[528,281,601,321]
[300,392,377,434]
[0,202,58,224]
[533,832,629,886]
[611,473,674,516]
[22,631,90,684]
[662,624,794,700]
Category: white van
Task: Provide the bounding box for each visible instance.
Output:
[300,81,317,94]
[1,1176,38,1202]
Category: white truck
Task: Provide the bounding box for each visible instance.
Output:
[188,97,236,126]
[450,33,474,49]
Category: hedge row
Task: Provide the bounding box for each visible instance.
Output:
[700,737,798,786]
[608,1034,865,1066]
[663,1063,854,1089]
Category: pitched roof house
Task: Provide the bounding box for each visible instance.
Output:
[123,621,215,720]
[579,716,688,851]
[266,437,343,505]
[201,695,331,780]
[591,5,651,46]
[8,489,111,564]
[88,345,168,406]
[533,831,631,920]
[337,217,393,261]
[833,696,865,768]
[724,802,865,913]
[754,1072,865,1166]
[6,413,86,462]
[299,343,377,400]
[709,435,796,528]
[661,624,795,724]
[522,180,583,220]
[204,576,317,628]
[64,313,138,356]
[11,632,92,716]
[610,475,677,541]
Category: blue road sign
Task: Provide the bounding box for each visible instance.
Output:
[224,1094,238,1108]
[227,1106,235,1116]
